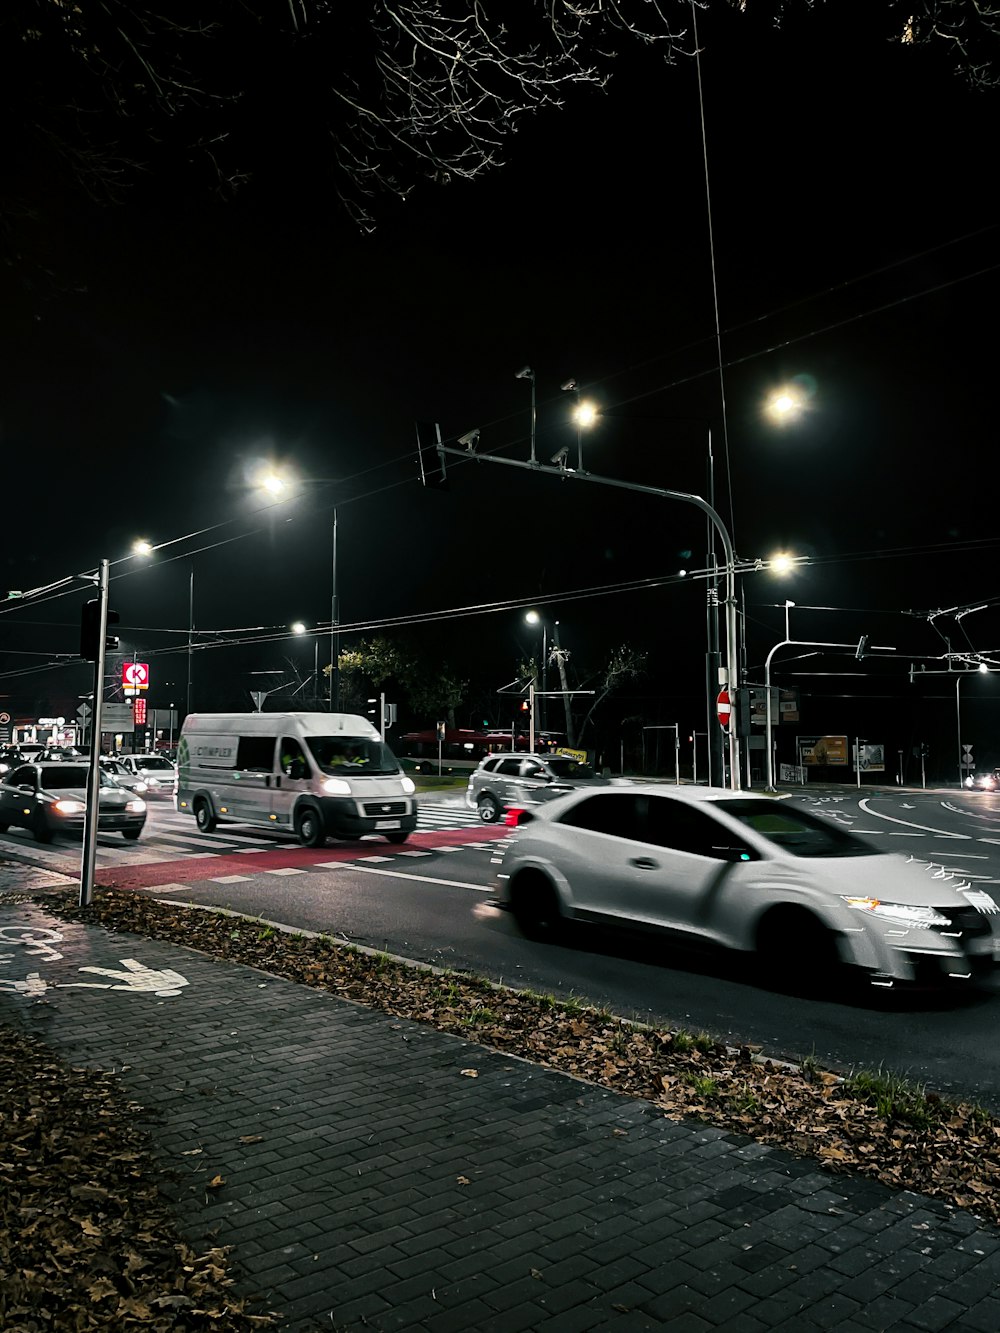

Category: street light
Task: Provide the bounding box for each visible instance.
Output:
[956,660,991,790]
[292,620,320,705]
[560,378,599,470]
[258,470,339,712]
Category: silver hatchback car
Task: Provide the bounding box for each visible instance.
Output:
[495,785,999,990]
[466,752,610,823]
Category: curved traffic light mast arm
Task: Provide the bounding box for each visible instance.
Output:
[436,444,741,790]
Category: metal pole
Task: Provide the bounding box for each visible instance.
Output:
[856,736,862,790]
[692,732,698,786]
[80,559,110,908]
[553,621,574,746]
[541,624,547,737]
[331,508,339,712]
[705,427,723,790]
[674,725,680,785]
[314,639,319,707]
[529,682,535,753]
[956,675,963,790]
[186,564,194,717]
[530,375,536,465]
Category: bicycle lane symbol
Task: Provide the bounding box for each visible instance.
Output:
[0,924,189,999]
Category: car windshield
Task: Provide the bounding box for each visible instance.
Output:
[102,760,126,773]
[136,757,174,771]
[713,799,877,859]
[305,736,400,777]
[546,757,596,780]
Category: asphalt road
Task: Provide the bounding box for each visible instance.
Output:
[5,785,1000,1109]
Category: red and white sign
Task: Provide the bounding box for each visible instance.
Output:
[122,662,150,691]
[716,688,731,729]
[133,697,147,725]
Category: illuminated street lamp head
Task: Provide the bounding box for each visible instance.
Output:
[764,379,814,425]
[769,551,796,576]
[132,539,153,557]
[259,472,286,495]
[979,660,990,674]
[525,610,541,627]
[291,621,307,635]
[574,399,599,429]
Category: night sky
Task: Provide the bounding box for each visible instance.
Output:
[2,2,998,775]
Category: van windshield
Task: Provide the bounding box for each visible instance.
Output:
[305,736,400,777]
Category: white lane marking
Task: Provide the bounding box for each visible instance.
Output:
[210,874,254,883]
[396,850,432,857]
[857,798,969,839]
[350,865,491,892]
[141,882,192,893]
[264,867,306,876]
[313,860,351,869]
[888,832,924,835]
[357,855,394,863]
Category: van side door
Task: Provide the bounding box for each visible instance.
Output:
[271,736,313,829]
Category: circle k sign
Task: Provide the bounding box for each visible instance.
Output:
[122,662,150,690]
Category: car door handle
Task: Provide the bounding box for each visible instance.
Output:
[629,857,658,870]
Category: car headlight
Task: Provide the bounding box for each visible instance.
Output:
[53,799,86,816]
[126,799,146,813]
[841,897,950,929]
[400,776,415,794]
[134,782,148,793]
[322,777,352,795]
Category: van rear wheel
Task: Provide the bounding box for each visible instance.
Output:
[385,830,409,845]
[296,806,327,848]
[194,799,217,833]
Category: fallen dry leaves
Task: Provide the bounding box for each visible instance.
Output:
[13,885,1000,1272]
[0,1019,276,1332]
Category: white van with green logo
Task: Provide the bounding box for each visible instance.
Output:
[176,712,417,847]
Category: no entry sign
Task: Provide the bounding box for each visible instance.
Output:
[716,688,731,729]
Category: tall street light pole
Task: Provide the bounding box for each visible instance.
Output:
[525,610,547,737]
[331,507,339,711]
[259,472,339,713]
[956,661,989,789]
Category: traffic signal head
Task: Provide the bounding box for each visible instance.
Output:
[80,600,120,661]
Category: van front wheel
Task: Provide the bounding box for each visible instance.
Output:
[296,806,327,848]
[385,830,409,845]
[194,799,217,833]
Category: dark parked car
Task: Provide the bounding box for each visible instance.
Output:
[0,762,147,842]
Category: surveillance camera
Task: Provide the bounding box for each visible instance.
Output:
[458,429,481,450]
[560,378,577,392]
[550,446,569,466]
[514,365,534,380]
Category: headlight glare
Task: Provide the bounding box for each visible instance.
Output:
[841,897,949,929]
[322,777,352,795]
[400,776,415,794]
[53,799,86,816]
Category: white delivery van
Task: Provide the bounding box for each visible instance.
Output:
[176,712,417,847]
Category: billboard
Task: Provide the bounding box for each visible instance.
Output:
[798,735,849,766]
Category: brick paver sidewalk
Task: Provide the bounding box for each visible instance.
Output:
[2,899,999,1332]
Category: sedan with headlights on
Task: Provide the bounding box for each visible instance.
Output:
[495,785,998,990]
[0,762,147,842]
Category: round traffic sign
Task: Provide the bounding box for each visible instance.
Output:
[716,688,731,729]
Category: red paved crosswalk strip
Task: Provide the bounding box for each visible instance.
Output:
[97,826,508,890]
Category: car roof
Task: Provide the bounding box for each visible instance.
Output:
[574,783,775,805]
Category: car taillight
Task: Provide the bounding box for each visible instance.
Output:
[504,808,526,827]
